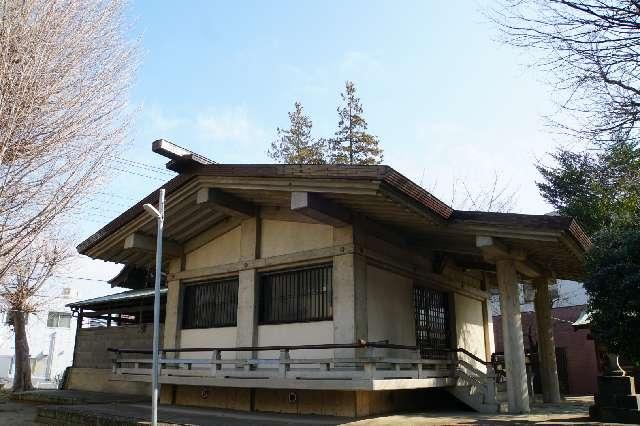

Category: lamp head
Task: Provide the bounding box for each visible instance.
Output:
[143,203,161,219]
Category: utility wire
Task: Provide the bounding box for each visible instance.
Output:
[53,275,110,283]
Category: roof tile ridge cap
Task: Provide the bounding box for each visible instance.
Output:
[567,217,592,249]
[382,166,453,219]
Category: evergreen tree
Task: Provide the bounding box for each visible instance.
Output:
[536,140,640,236]
[268,102,325,164]
[585,225,640,363]
[328,81,383,165]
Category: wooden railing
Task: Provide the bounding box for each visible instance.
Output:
[108,342,458,382]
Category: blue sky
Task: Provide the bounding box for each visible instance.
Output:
[68,0,565,291]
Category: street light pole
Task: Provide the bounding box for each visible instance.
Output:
[144,188,164,426]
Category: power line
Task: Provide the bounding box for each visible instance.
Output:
[110,156,174,177]
[95,191,139,202]
[110,166,167,182]
[53,275,110,283]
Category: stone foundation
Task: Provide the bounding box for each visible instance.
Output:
[65,368,150,395]
[159,384,464,417]
[590,375,640,424]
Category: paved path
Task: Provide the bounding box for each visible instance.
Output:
[0,393,629,425]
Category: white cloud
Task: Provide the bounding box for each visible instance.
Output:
[196,106,265,145]
[145,105,185,134]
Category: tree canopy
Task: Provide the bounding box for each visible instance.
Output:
[585,226,640,363]
[328,81,383,165]
[536,140,640,235]
[268,102,325,164]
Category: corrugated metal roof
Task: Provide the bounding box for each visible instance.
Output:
[67,287,167,308]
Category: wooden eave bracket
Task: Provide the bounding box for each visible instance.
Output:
[123,232,183,258]
[290,191,351,227]
[196,187,256,219]
[475,235,547,278]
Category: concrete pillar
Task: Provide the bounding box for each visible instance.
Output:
[163,255,185,356]
[482,298,495,362]
[534,277,561,403]
[236,269,258,356]
[496,259,530,413]
[162,279,182,353]
[235,217,260,358]
[332,249,367,358]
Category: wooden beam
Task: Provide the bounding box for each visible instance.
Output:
[514,260,543,278]
[290,191,351,227]
[259,206,318,224]
[196,188,256,219]
[475,236,526,261]
[476,235,546,278]
[123,233,183,258]
[169,244,355,282]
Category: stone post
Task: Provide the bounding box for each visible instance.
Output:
[332,252,367,359]
[533,276,561,403]
[162,279,181,354]
[496,259,530,413]
[163,257,185,357]
[331,225,367,359]
[235,217,260,359]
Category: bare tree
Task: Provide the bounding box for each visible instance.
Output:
[0,238,70,391]
[490,1,640,145]
[0,0,137,390]
[0,0,136,270]
[449,171,519,212]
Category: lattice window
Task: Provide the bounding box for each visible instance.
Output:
[259,264,333,324]
[413,286,451,359]
[182,277,238,329]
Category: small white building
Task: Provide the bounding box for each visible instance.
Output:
[0,287,78,388]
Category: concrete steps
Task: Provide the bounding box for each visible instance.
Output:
[448,385,501,414]
[446,371,508,414]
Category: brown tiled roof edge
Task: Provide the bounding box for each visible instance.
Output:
[381,168,453,219]
[451,210,592,251]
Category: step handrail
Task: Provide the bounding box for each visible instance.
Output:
[450,347,494,367]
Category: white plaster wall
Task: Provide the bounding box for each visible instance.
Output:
[257,321,333,361]
[185,226,241,270]
[260,219,333,258]
[454,293,487,368]
[180,327,237,365]
[366,265,416,358]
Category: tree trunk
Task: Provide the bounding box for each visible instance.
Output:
[12,310,33,391]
